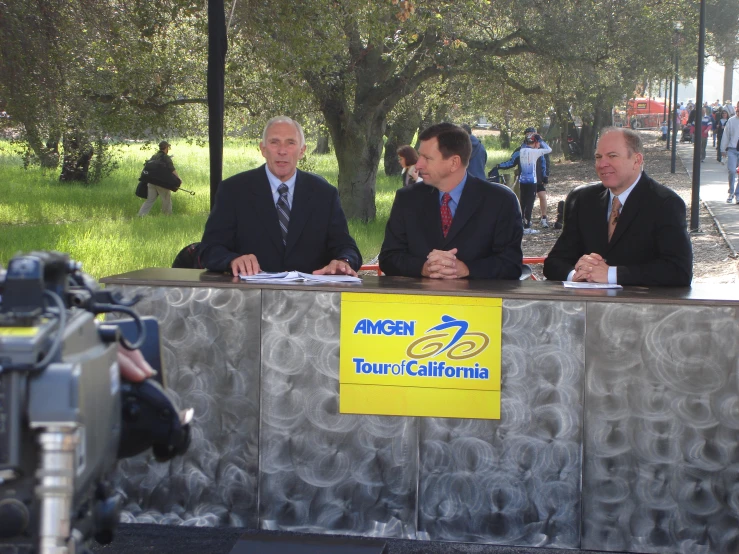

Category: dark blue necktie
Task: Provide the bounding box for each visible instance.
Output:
[276,183,290,245]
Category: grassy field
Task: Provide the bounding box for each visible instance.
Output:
[0,136,512,279]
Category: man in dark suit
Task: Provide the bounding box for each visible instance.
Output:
[200,116,362,276]
[379,123,523,279]
[543,127,692,286]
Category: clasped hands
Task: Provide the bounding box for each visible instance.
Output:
[118,346,156,382]
[572,253,610,283]
[230,254,357,277]
[421,248,469,279]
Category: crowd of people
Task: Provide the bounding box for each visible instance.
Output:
[671,100,736,161]
[661,98,739,207]
[671,99,739,206]
[189,116,694,287]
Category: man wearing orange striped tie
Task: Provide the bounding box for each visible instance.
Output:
[543,127,692,286]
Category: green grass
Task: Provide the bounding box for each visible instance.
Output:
[0,137,511,278]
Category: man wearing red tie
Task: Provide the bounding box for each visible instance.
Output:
[379,123,523,279]
[543,127,692,286]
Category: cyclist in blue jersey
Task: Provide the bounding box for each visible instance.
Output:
[497,132,552,234]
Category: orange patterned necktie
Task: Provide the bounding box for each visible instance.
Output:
[608,196,621,242]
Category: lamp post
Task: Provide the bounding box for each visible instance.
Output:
[670,21,682,173]
[666,77,673,150]
[690,0,706,232]
[660,79,669,132]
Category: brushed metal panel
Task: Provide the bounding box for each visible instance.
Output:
[418,300,585,548]
[111,286,261,527]
[259,290,418,538]
[582,303,739,554]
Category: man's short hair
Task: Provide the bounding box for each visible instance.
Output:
[418,123,472,166]
[396,145,418,166]
[600,126,643,156]
[159,140,171,150]
[262,116,305,148]
[460,124,473,135]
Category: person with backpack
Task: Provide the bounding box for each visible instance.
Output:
[138,141,180,216]
[495,131,552,234]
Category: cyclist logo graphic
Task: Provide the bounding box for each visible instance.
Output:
[406,315,489,360]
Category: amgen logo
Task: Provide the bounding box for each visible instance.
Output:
[353,319,415,336]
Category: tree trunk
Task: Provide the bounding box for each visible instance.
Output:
[312,132,331,155]
[499,126,511,149]
[545,123,562,156]
[415,104,449,150]
[584,104,612,160]
[579,107,596,161]
[723,55,735,103]
[580,122,596,161]
[384,106,422,176]
[324,106,386,221]
[553,101,573,160]
[23,122,61,168]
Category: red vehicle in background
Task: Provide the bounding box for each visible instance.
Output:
[626,98,667,129]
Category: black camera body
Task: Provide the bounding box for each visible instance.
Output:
[0,251,190,554]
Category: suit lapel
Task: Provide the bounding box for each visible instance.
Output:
[595,187,611,253]
[607,174,646,249]
[443,178,481,245]
[250,166,284,253]
[285,170,313,254]
[420,183,444,245]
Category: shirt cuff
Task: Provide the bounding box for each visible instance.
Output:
[566,269,576,282]
[608,266,617,284]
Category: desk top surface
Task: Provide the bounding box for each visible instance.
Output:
[100,268,739,306]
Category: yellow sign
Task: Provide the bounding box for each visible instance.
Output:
[0,327,39,337]
[339,293,502,419]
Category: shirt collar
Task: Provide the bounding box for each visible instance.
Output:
[610,171,641,208]
[265,165,298,203]
[265,165,297,191]
[439,172,468,205]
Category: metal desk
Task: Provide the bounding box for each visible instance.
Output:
[101,270,739,553]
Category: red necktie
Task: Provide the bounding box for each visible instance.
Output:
[441,193,452,237]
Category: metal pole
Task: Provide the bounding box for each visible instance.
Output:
[671,49,679,173]
[207,0,227,211]
[663,79,667,125]
[690,0,706,231]
[666,78,673,150]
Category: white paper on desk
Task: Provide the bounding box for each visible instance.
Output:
[562,281,622,289]
[240,271,361,284]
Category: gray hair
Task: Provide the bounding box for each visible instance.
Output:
[261,116,305,148]
[600,126,643,156]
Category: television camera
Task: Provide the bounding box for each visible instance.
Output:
[0,251,191,554]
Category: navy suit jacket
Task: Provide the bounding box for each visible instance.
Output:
[379,176,523,279]
[200,165,362,273]
[543,172,692,286]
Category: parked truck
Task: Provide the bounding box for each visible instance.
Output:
[626,98,667,129]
